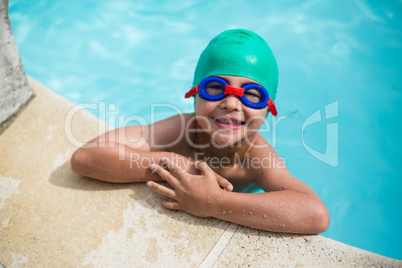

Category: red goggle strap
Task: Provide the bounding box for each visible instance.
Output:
[224,85,244,97]
[268,98,277,117]
[184,85,199,98]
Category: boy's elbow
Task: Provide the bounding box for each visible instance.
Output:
[312,204,330,234]
[71,148,89,176]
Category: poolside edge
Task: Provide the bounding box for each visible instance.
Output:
[0,77,400,267]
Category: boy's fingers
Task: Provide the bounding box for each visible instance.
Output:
[161,199,183,211]
[149,164,179,187]
[159,157,186,179]
[217,176,233,191]
[146,181,177,199]
[195,161,214,177]
[195,161,233,191]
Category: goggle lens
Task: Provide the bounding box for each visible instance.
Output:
[243,87,264,104]
[205,81,225,96]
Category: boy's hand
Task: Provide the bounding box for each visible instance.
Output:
[146,158,231,217]
[180,158,233,191]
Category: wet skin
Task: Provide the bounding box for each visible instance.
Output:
[71,75,330,234]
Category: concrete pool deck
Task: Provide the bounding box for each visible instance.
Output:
[0,78,400,267]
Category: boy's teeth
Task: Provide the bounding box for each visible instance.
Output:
[214,118,242,125]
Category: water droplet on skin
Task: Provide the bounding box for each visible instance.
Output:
[242,209,246,213]
[263,214,267,218]
[249,212,253,215]
[228,210,232,214]
[223,211,226,215]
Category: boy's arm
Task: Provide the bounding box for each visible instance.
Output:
[71,142,190,183]
[71,114,193,183]
[70,114,233,189]
[208,180,329,234]
[147,147,329,234]
[236,139,330,233]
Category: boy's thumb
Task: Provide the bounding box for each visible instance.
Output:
[195,161,212,175]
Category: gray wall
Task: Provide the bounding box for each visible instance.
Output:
[0,0,33,134]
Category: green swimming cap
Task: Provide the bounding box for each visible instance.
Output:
[193,29,278,101]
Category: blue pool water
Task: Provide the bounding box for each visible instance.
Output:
[9,0,402,259]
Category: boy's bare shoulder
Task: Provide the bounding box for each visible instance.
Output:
[114,113,193,140]
[246,134,303,193]
[246,133,284,175]
[150,112,194,134]
[148,113,195,152]
[248,133,276,154]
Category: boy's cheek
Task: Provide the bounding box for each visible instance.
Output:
[245,115,266,130]
[195,117,212,133]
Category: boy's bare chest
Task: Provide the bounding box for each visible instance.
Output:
[212,165,255,192]
[175,146,256,190]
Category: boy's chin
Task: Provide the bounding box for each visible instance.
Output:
[210,133,245,148]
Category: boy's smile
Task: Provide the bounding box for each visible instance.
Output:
[212,116,245,130]
[195,75,268,147]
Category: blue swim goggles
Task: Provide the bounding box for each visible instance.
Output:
[185,76,277,116]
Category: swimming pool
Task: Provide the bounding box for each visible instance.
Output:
[9,0,402,259]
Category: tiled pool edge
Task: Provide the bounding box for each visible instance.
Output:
[0,77,400,267]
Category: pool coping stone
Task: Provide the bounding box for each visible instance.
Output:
[0,77,400,267]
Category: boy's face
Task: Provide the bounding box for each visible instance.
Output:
[194,75,269,147]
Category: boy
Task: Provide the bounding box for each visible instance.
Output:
[71,29,329,234]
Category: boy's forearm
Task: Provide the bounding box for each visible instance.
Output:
[71,146,194,183]
[211,190,329,234]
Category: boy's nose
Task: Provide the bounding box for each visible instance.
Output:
[219,95,243,111]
